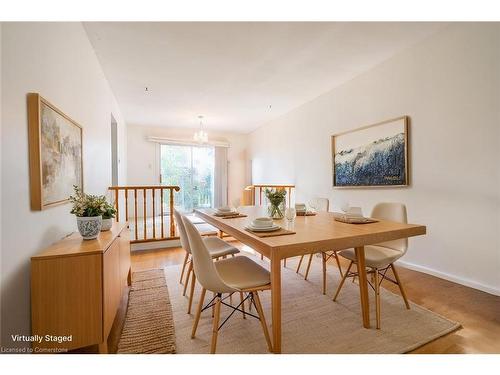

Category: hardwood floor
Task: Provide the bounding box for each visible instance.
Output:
[104,243,500,354]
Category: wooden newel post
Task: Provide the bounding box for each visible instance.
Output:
[169,187,179,237]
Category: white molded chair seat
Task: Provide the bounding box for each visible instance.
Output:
[174,209,240,315]
[215,256,270,290]
[334,202,411,330]
[338,245,402,269]
[203,237,240,259]
[182,215,273,353]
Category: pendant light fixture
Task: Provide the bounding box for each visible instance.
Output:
[193,115,208,144]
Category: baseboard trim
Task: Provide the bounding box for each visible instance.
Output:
[131,239,181,251]
[396,260,500,296]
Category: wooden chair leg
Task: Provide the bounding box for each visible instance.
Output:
[390,264,410,309]
[322,252,327,295]
[183,262,193,296]
[187,270,196,314]
[252,291,273,352]
[296,255,304,273]
[334,253,344,278]
[304,254,313,280]
[333,261,354,301]
[191,287,206,338]
[210,295,222,354]
[260,254,264,260]
[179,252,189,284]
[239,292,246,319]
[283,258,287,267]
[374,268,381,329]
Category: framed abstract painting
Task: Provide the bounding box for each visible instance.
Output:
[28,93,83,210]
[332,116,409,188]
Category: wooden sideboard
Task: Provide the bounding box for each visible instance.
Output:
[31,222,131,353]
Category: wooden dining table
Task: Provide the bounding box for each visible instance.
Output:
[195,206,426,354]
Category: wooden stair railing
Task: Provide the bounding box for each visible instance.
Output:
[108,185,180,244]
[244,184,295,207]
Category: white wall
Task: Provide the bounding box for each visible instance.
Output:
[0,22,127,348]
[127,125,248,207]
[249,23,500,295]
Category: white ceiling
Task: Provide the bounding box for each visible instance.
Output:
[84,22,446,133]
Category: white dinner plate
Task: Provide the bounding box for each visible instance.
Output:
[244,224,281,232]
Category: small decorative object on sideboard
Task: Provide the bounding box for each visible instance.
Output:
[265,187,287,219]
[101,200,117,231]
[69,185,106,239]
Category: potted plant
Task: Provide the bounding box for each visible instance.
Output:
[69,185,106,240]
[101,201,116,231]
[265,188,287,219]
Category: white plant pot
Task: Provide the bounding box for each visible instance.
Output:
[101,218,113,231]
[76,216,102,240]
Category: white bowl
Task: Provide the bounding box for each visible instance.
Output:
[217,206,232,212]
[251,217,274,228]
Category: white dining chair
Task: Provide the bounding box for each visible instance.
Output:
[333,202,411,329]
[174,209,240,314]
[182,216,273,354]
[295,197,344,294]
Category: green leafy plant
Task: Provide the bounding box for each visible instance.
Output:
[69,185,107,217]
[265,188,287,218]
[102,201,117,220]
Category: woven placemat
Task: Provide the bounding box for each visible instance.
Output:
[221,214,248,219]
[245,227,296,238]
[297,212,316,216]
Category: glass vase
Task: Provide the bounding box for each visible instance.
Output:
[267,200,286,219]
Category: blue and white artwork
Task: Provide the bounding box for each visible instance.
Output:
[333,117,408,187]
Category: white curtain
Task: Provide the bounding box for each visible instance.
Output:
[214,146,228,208]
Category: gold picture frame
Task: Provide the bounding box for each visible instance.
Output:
[28,93,83,210]
[331,116,409,188]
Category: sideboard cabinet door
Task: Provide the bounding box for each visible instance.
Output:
[102,239,121,339]
[119,229,131,290]
[31,254,103,350]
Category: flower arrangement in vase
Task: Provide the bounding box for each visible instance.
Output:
[69,185,108,239]
[265,188,287,219]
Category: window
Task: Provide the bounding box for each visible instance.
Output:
[160,144,215,212]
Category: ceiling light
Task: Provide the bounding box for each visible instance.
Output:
[193,115,208,144]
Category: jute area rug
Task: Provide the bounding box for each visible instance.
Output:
[117,269,176,353]
[165,254,460,354]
